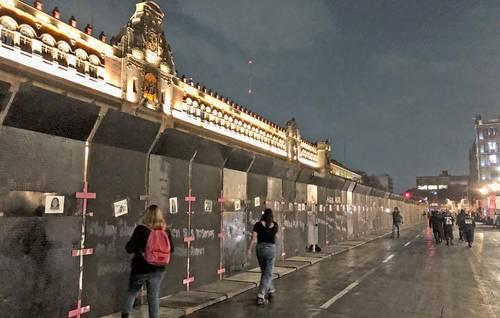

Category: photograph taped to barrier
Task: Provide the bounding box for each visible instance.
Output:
[234,199,241,211]
[113,199,128,217]
[204,199,213,213]
[288,202,293,211]
[169,197,178,214]
[44,195,64,214]
[254,197,260,207]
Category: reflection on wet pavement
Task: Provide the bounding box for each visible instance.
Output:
[189,225,500,318]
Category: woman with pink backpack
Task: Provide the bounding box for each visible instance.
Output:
[122,205,174,318]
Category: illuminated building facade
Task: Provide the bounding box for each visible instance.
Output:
[0,0,360,180]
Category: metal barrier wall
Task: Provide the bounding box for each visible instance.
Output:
[0,88,426,317]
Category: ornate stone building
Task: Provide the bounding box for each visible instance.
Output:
[0,0,359,180]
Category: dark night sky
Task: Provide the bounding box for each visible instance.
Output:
[39,0,500,192]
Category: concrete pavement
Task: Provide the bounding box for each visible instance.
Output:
[188,224,500,318]
[102,226,405,318]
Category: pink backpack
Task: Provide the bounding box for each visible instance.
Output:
[143,227,171,266]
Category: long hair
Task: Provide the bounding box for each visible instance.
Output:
[260,208,274,229]
[143,204,167,230]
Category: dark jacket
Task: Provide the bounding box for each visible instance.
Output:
[430,212,443,229]
[456,212,466,228]
[126,225,175,275]
[392,211,402,224]
[462,215,476,232]
[442,213,454,228]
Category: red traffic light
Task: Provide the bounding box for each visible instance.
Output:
[404,192,411,198]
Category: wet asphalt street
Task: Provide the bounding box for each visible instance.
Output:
[189,224,500,318]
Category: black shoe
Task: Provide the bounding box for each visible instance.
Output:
[257,297,266,305]
[121,314,129,318]
[267,292,274,303]
[468,242,472,248]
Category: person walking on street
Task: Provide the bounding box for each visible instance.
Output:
[456,209,466,241]
[461,212,476,248]
[122,205,174,318]
[442,210,455,246]
[430,210,443,244]
[391,207,403,238]
[247,208,278,305]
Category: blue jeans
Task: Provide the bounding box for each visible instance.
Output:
[256,243,276,298]
[392,223,400,237]
[122,271,164,318]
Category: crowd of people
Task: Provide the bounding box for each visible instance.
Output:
[428,209,476,248]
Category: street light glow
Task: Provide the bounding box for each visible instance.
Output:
[479,187,489,195]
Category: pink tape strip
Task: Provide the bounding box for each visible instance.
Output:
[217,268,226,275]
[183,277,195,285]
[76,192,96,200]
[183,236,195,242]
[72,248,94,257]
[185,196,196,202]
[68,300,90,318]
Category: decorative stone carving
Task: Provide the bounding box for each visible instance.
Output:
[286,118,301,161]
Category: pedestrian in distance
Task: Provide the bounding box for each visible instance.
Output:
[442,210,455,246]
[456,209,466,241]
[122,205,174,318]
[430,210,443,244]
[461,212,476,248]
[390,207,403,238]
[247,208,278,305]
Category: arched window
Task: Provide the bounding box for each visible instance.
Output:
[56,41,70,67]
[75,49,88,74]
[18,24,36,53]
[0,16,16,46]
[40,34,56,61]
[0,16,18,31]
[40,33,56,46]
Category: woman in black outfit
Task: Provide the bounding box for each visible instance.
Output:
[247,208,278,305]
[122,205,174,318]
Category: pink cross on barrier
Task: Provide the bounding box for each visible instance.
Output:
[68,300,90,318]
[183,276,195,286]
[217,267,226,279]
[72,248,93,257]
[76,182,96,215]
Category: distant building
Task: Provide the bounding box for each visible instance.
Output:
[369,174,394,193]
[355,171,393,192]
[330,160,362,182]
[416,170,469,209]
[471,115,500,184]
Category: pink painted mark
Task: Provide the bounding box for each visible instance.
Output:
[183,276,195,285]
[76,182,96,215]
[72,248,94,257]
[183,236,195,243]
[218,198,225,203]
[185,196,196,202]
[217,268,226,275]
[68,300,90,318]
[218,232,224,239]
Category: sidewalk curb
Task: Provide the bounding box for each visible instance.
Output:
[101,225,421,318]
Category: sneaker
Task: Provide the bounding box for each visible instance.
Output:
[257,297,266,305]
